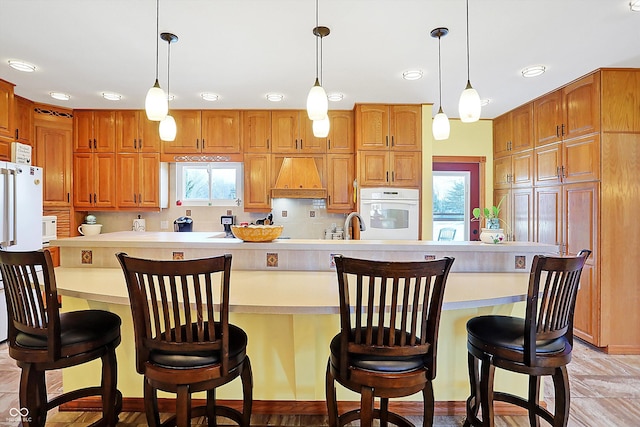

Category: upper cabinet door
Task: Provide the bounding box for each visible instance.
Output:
[493,112,512,158]
[0,79,15,139]
[271,110,300,153]
[201,110,241,153]
[510,103,533,152]
[115,111,139,152]
[534,90,563,147]
[563,72,601,141]
[327,110,354,153]
[15,96,33,145]
[93,111,116,152]
[356,104,388,150]
[161,110,202,154]
[389,105,421,151]
[300,114,326,153]
[242,110,271,153]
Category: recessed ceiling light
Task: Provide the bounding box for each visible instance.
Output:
[327,93,344,102]
[8,60,36,72]
[402,70,423,80]
[630,0,640,11]
[201,93,219,101]
[480,98,491,106]
[50,92,70,101]
[102,92,122,101]
[521,65,546,78]
[266,93,284,102]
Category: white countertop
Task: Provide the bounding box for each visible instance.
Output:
[54,267,530,314]
[53,231,558,253]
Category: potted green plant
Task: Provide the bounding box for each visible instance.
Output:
[472,196,508,244]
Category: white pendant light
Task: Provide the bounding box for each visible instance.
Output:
[307,0,330,120]
[145,0,167,121]
[313,115,331,138]
[159,114,177,141]
[431,27,450,141]
[458,0,481,123]
[160,32,178,142]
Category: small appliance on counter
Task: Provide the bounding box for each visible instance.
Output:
[133,215,146,232]
[174,216,193,232]
[221,215,236,237]
[78,214,102,236]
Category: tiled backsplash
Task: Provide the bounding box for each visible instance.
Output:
[89,165,348,239]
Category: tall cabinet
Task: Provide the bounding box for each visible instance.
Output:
[496,69,640,353]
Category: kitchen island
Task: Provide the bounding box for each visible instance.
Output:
[53,232,558,414]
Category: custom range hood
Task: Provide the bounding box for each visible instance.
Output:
[271,157,327,199]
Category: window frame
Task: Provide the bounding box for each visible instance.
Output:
[175,162,243,207]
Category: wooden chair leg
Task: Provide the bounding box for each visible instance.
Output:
[464,352,481,427]
[360,386,374,427]
[101,347,119,426]
[241,357,253,427]
[527,375,541,427]
[380,397,389,426]
[206,389,216,426]
[176,385,191,427]
[479,358,496,427]
[325,360,339,427]
[552,366,570,427]
[423,381,435,427]
[19,364,42,427]
[144,380,161,427]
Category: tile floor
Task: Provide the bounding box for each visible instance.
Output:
[1,339,639,426]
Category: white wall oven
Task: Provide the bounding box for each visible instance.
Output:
[359,188,420,240]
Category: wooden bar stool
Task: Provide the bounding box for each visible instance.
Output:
[326,255,455,427]
[464,250,591,427]
[0,249,122,427]
[116,252,252,427]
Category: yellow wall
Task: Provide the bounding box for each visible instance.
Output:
[421,104,494,240]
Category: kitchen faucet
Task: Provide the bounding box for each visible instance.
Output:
[344,212,366,240]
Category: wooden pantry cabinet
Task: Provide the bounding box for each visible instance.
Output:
[355,104,421,151]
[496,68,640,353]
[493,103,533,159]
[162,110,241,155]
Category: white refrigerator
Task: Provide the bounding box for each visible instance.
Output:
[0,162,43,342]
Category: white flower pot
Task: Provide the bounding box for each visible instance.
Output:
[480,228,505,244]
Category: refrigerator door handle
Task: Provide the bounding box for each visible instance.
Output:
[8,168,17,246]
[0,167,10,247]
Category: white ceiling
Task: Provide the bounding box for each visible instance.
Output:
[1,0,639,119]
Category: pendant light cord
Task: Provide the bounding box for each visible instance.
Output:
[154,0,159,81]
[438,33,443,108]
[465,0,470,81]
[166,39,171,103]
[315,0,320,82]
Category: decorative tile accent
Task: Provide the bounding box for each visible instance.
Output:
[81,250,92,264]
[186,209,192,216]
[424,255,436,261]
[226,209,233,216]
[173,252,184,260]
[309,210,316,218]
[282,210,288,218]
[266,252,278,267]
[515,255,526,269]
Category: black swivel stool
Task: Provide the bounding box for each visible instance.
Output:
[0,249,122,427]
[464,250,591,427]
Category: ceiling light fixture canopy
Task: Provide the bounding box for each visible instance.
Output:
[159,32,178,142]
[50,92,70,101]
[201,93,219,101]
[8,60,36,72]
[402,70,423,81]
[307,0,330,122]
[102,92,122,101]
[630,0,640,11]
[145,0,168,121]
[266,93,284,102]
[431,27,450,141]
[327,92,344,102]
[458,0,481,123]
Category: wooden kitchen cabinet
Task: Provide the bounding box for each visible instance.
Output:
[243,153,271,211]
[535,134,600,186]
[73,152,116,209]
[116,152,167,209]
[493,150,534,190]
[493,103,533,158]
[355,104,421,151]
[326,110,354,153]
[161,110,241,154]
[73,110,116,153]
[271,110,324,154]
[242,110,271,153]
[35,125,73,207]
[15,96,34,146]
[116,110,160,153]
[0,79,15,140]
[327,153,354,212]
[358,151,420,188]
[534,72,600,147]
